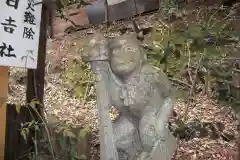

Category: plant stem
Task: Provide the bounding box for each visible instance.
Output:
[30,104,55,159]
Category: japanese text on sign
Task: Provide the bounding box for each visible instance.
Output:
[0,0,42,69]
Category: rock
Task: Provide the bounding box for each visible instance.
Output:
[52,8,89,38]
[52,18,73,38]
[67,8,89,27]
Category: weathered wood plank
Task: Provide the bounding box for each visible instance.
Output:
[0,67,8,159]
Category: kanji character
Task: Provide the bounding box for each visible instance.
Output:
[0,42,16,58]
[23,27,35,39]
[1,16,17,34]
[24,11,36,25]
[26,0,35,11]
[6,0,19,9]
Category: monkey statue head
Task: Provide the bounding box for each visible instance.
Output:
[108,33,147,79]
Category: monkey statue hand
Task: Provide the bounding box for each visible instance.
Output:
[83,33,109,62]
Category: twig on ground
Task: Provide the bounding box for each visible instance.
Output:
[183,54,204,121]
[173,54,204,159]
[187,42,193,85]
[204,70,210,96]
[81,76,91,107]
[169,77,192,88]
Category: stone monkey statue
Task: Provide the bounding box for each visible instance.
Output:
[86,33,177,160]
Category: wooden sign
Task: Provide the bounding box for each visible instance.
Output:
[0,0,43,69]
[0,0,43,158]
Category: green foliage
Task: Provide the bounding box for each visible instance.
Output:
[20,120,40,141]
[16,103,21,114]
[17,99,42,141]
[79,126,89,138]
[147,7,240,108]
[160,0,180,17]
[149,7,239,76]
[44,125,89,160]
[63,56,95,100]
[16,99,89,160]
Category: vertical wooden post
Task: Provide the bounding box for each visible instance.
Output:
[27,4,47,108]
[0,67,8,159]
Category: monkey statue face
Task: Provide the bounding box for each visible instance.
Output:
[108,34,145,78]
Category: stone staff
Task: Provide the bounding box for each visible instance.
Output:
[86,34,119,160]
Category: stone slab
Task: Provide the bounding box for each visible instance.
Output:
[135,0,159,14]
[85,0,105,24]
[85,0,138,24]
[107,0,137,21]
[51,0,160,37]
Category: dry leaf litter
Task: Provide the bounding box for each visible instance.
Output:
[7,13,238,160]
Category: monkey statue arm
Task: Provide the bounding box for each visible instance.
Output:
[138,67,177,160]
